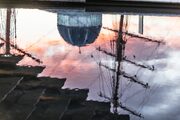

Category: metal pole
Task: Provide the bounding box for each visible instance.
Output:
[5,9,11,54]
[139,15,143,34]
[113,15,124,114]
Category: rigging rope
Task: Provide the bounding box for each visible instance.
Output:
[0,37,43,64]
[103,26,165,45]
[0,9,42,64]
[25,27,56,51]
[93,15,161,117]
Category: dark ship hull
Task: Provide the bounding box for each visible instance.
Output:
[0,65,45,77]
[0,54,24,68]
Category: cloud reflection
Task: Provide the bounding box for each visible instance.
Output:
[15,9,180,120]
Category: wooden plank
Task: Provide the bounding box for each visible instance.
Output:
[85,101,129,120]
[16,77,66,90]
[92,113,130,120]
[58,88,88,103]
[27,88,89,120]
[0,88,44,120]
[26,89,71,120]
[0,76,66,120]
[61,101,110,120]
[0,77,23,102]
[0,66,45,77]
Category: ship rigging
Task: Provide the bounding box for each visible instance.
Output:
[0,9,43,64]
[0,8,44,76]
[93,14,165,119]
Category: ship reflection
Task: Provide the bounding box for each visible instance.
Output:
[0,9,130,120]
[47,9,166,119]
[1,8,180,120]
[47,10,180,120]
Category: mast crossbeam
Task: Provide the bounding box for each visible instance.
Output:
[121,71,149,88]
[0,37,42,64]
[123,57,155,71]
[97,47,154,71]
[103,27,165,44]
[118,102,143,118]
[99,63,149,88]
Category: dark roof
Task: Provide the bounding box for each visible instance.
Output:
[0,75,130,120]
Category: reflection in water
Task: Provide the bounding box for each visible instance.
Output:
[57,9,102,47]
[6,9,180,120]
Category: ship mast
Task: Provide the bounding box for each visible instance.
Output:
[96,14,161,118]
[0,8,43,64]
[95,13,165,118]
[113,15,124,114]
[5,9,11,55]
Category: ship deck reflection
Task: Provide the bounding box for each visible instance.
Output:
[0,8,180,120]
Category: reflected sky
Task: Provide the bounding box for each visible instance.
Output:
[1,9,180,120]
